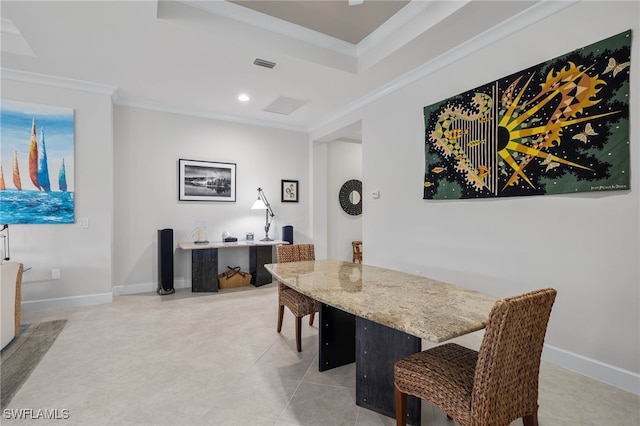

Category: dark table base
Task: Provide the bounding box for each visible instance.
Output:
[192,248,218,292]
[190,245,275,291]
[318,304,421,425]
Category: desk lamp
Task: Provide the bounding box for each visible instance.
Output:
[251,187,274,241]
[0,224,9,261]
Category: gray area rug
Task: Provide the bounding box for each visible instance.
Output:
[1,319,67,409]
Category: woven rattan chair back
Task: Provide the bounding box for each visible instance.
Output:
[351,241,362,264]
[471,288,557,425]
[276,243,315,264]
[394,288,556,426]
[275,244,319,352]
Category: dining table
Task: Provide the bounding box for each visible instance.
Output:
[264,259,497,425]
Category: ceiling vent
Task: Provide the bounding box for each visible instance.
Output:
[253,58,276,69]
[263,97,308,115]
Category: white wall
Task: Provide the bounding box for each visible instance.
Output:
[113,106,310,292]
[1,78,114,310]
[314,1,640,394]
[311,140,329,258]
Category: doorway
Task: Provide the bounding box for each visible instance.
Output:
[312,121,362,262]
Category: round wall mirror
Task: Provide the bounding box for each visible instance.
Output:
[339,179,362,216]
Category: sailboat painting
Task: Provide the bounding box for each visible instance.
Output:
[1,100,74,224]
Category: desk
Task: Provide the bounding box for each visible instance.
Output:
[179,240,286,292]
[265,259,496,424]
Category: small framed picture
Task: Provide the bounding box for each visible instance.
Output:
[281,179,299,203]
[179,159,236,202]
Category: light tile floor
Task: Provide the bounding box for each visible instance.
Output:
[3,284,639,425]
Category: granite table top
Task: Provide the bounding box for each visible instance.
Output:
[265,259,498,343]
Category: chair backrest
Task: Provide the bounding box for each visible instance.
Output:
[352,241,362,263]
[276,244,315,263]
[1,262,23,349]
[471,288,557,425]
[276,244,315,292]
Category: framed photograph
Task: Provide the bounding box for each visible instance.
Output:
[179,159,236,202]
[281,179,299,202]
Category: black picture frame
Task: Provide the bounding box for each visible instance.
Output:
[178,159,236,202]
[281,179,299,203]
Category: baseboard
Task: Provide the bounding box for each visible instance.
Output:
[20,278,191,313]
[21,293,113,313]
[112,278,189,296]
[112,282,155,296]
[543,344,640,396]
[457,331,639,396]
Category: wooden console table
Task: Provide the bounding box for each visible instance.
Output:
[178,240,287,292]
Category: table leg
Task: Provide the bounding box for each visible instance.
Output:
[318,304,356,371]
[356,317,421,425]
[249,246,273,286]
[317,307,421,424]
[191,248,218,292]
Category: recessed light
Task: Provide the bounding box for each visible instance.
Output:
[238,94,250,102]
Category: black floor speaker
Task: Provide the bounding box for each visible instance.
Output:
[157,228,175,295]
[282,225,293,244]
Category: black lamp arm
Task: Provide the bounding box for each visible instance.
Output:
[257,188,275,219]
[1,223,9,261]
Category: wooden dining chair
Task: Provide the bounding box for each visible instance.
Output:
[394,288,557,426]
[1,262,23,350]
[276,244,319,352]
[352,240,362,264]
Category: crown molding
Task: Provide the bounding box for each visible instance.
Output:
[1,0,579,136]
[356,0,462,71]
[182,0,356,57]
[309,0,579,134]
[176,0,441,72]
[1,68,118,96]
[1,67,305,132]
[115,97,308,133]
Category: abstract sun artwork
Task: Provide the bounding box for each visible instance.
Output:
[0,100,75,224]
[423,30,631,200]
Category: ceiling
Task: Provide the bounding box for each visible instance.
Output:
[229,1,410,44]
[0,1,559,133]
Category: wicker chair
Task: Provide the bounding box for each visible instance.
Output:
[352,241,362,264]
[1,262,23,350]
[276,244,319,352]
[394,288,557,426]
